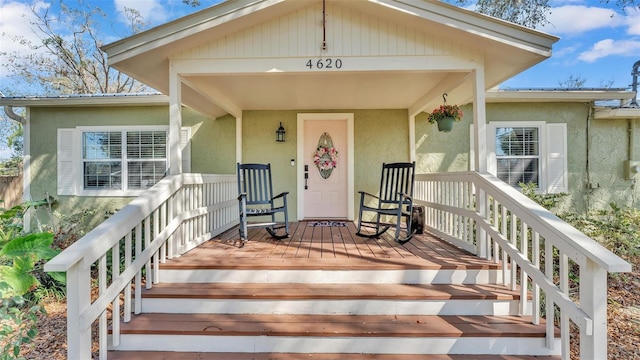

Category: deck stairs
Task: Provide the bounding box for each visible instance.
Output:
[107,227,561,359]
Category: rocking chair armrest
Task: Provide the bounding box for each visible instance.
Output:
[272,191,289,200]
[398,192,413,201]
[358,190,381,201]
[237,192,248,201]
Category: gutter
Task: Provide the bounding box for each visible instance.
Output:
[3,105,26,125]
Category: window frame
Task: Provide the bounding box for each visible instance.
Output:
[492,123,544,189]
[483,121,567,194]
[76,126,169,197]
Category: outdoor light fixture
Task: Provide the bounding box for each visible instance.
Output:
[276,122,286,142]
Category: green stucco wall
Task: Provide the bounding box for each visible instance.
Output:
[240,109,410,219]
[27,105,236,231]
[26,102,640,232]
[413,102,640,214]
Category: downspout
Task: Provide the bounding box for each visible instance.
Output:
[4,105,26,125]
[631,59,639,107]
[2,103,31,229]
[585,103,593,213]
[629,119,637,206]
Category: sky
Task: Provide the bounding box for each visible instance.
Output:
[0,0,639,91]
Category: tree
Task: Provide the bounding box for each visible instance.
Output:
[558,74,587,89]
[450,0,640,28]
[0,2,148,95]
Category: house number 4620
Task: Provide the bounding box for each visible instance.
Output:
[306,58,343,70]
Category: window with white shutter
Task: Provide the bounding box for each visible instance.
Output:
[57,126,185,196]
[478,121,567,194]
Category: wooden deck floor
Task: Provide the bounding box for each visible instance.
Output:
[163,221,498,271]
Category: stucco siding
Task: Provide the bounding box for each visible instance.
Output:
[588,118,638,210]
[25,102,639,232]
[240,109,410,220]
[28,105,237,230]
[28,106,171,229]
[187,110,236,174]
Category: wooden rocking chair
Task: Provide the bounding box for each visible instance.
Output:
[237,163,289,244]
[356,162,416,244]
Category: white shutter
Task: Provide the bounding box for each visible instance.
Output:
[180,127,191,173]
[546,123,568,194]
[57,129,76,195]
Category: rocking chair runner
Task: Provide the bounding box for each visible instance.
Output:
[237,163,289,243]
[356,162,416,244]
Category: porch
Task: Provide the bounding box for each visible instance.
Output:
[44,172,631,360]
[109,222,556,359]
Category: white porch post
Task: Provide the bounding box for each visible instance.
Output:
[66,262,92,359]
[472,68,487,173]
[580,259,608,360]
[473,67,488,258]
[169,66,183,175]
[236,116,242,165]
[409,114,416,162]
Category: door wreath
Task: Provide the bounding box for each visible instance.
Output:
[313,132,338,179]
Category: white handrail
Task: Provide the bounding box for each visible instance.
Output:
[44,173,238,360]
[414,171,631,360]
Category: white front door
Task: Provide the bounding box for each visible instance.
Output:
[297,113,354,220]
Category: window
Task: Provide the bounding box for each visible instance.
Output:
[478,121,567,194]
[81,130,167,191]
[57,126,190,196]
[495,127,540,187]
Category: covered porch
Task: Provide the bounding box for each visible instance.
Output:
[44,172,631,359]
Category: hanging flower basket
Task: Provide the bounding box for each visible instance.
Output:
[427,103,463,133]
[436,117,456,132]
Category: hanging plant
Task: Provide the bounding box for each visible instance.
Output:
[427,104,463,123]
[427,93,463,132]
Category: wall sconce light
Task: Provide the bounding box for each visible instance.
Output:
[276,122,286,142]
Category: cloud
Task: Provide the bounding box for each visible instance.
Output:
[578,38,640,62]
[540,5,622,35]
[625,8,640,35]
[113,0,169,25]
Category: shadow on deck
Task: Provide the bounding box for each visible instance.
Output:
[161,221,499,271]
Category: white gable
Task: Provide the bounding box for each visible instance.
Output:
[173,2,473,60]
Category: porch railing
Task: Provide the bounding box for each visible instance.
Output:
[44,171,631,360]
[414,171,631,360]
[44,173,238,360]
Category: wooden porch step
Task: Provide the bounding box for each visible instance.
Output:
[116,313,550,337]
[157,266,503,285]
[142,283,524,300]
[140,282,528,316]
[108,352,561,360]
[112,313,559,355]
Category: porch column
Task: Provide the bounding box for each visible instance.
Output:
[169,67,183,174]
[472,68,487,173]
[236,116,242,164]
[472,67,489,259]
[409,114,416,162]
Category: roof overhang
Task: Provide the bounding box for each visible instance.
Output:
[486,89,636,103]
[0,94,169,108]
[594,106,640,120]
[103,0,558,118]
